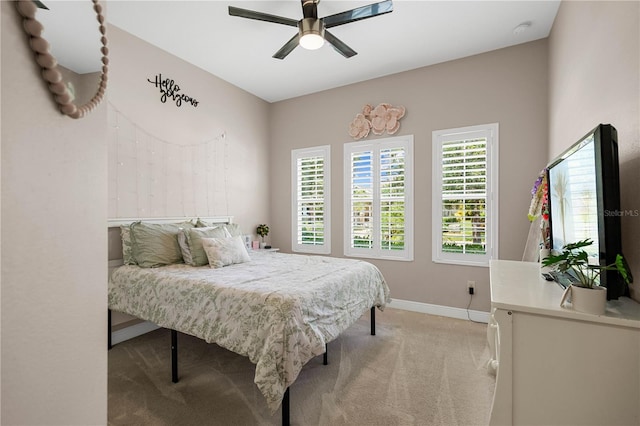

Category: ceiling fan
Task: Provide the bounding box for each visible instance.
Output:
[228,0,393,60]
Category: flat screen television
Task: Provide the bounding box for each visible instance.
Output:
[546,124,629,300]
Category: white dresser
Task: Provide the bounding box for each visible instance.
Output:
[488,259,640,426]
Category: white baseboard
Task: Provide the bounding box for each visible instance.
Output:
[112,321,160,345]
[111,299,489,345]
[388,298,490,323]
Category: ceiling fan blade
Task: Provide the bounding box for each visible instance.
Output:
[32,0,49,10]
[324,30,357,58]
[323,0,393,29]
[273,34,301,60]
[228,6,298,27]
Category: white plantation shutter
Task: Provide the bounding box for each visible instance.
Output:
[349,149,374,249]
[344,136,413,261]
[432,124,498,266]
[291,146,330,254]
[380,146,407,251]
[441,138,487,252]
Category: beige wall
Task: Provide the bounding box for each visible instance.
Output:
[107,26,271,233]
[1,1,108,424]
[548,1,640,299]
[269,40,549,312]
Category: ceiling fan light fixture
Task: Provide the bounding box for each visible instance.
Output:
[300,33,324,50]
[299,18,325,50]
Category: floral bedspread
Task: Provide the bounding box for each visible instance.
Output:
[108,251,390,412]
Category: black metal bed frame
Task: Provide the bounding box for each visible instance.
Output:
[109,306,377,426]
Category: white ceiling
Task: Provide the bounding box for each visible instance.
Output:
[41,0,561,103]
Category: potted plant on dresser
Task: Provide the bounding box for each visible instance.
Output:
[542,239,631,315]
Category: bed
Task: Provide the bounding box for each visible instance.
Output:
[107,217,390,425]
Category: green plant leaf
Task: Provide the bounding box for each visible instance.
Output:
[542,252,568,266]
[563,239,593,251]
[615,254,631,284]
[575,251,589,263]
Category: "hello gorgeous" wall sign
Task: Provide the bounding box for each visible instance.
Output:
[147,73,199,108]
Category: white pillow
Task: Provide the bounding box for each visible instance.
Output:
[202,236,251,269]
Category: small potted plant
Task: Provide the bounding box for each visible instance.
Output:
[542,239,631,314]
[256,224,269,249]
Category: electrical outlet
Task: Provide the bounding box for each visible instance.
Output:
[467,280,475,295]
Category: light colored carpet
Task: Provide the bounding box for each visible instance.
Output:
[108,308,495,426]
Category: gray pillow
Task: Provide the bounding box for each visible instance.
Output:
[130,221,193,268]
[182,226,229,266]
[196,219,242,238]
[120,225,136,265]
[177,231,194,266]
[224,223,243,237]
[196,218,216,228]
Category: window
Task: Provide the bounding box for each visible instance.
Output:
[432,123,498,266]
[344,135,413,261]
[291,146,330,254]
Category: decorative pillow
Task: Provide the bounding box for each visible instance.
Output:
[120,225,136,265]
[130,221,192,268]
[202,236,251,269]
[196,218,217,228]
[180,226,229,267]
[196,219,242,237]
[223,223,243,237]
[176,220,197,230]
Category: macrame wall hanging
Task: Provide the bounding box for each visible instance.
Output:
[108,102,228,218]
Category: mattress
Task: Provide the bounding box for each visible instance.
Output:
[109,251,390,411]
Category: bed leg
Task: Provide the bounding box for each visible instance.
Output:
[282,387,290,426]
[371,306,376,336]
[108,309,112,350]
[171,329,179,383]
[323,343,328,365]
